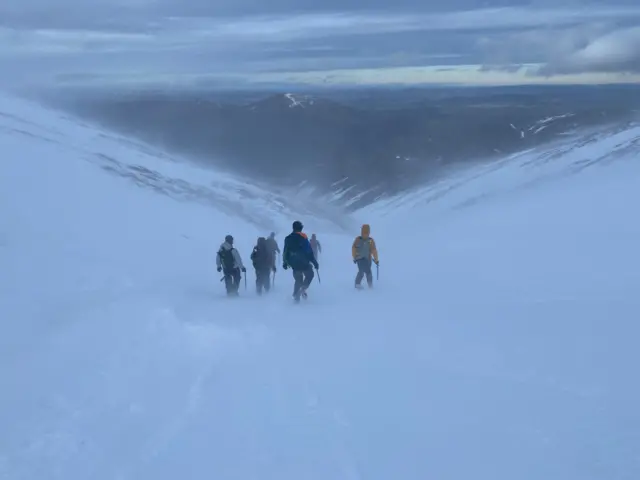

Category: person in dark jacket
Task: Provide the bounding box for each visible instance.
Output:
[216,234,246,296]
[251,237,274,295]
[265,232,280,269]
[282,220,318,302]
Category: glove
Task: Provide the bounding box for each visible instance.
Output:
[241,267,246,273]
[313,262,319,270]
[272,266,277,273]
[353,259,357,264]
[374,260,379,266]
[217,267,222,272]
[282,263,288,270]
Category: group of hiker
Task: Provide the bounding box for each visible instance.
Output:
[216,221,378,302]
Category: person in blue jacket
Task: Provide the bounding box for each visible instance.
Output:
[282,220,319,302]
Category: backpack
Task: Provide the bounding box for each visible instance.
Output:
[251,245,268,267]
[285,232,312,269]
[265,237,278,253]
[218,247,235,270]
[354,236,373,258]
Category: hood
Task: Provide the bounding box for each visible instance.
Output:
[361,224,370,238]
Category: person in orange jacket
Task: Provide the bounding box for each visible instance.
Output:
[352,224,379,289]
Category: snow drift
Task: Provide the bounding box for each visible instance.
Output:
[1,94,639,480]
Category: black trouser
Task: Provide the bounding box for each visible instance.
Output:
[223,268,241,295]
[292,266,314,298]
[355,258,373,286]
[255,267,272,294]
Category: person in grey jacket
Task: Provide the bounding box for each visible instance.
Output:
[216,235,246,296]
[310,233,322,259]
[265,232,280,269]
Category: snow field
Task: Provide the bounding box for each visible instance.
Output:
[1,94,639,479]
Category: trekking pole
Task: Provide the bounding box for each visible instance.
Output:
[244,272,247,290]
[376,263,379,280]
[315,268,321,284]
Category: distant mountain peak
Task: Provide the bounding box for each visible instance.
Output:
[246,93,318,111]
[283,93,315,108]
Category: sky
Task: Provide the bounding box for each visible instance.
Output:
[1,0,640,89]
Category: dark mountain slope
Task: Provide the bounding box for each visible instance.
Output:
[58,86,640,206]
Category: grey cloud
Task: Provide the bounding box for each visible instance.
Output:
[478,22,640,76]
[3,3,640,89]
[477,23,612,67]
[128,7,640,43]
[5,7,640,54]
[536,26,640,75]
[0,0,535,22]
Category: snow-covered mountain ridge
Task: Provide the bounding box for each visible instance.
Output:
[359,120,640,221]
[0,94,351,233]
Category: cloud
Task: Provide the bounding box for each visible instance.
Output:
[478,22,640,76]
[246,64,640,87]
[0,27,154,55]
[118,7,640,43]
[4,6,640,52]
[2,4,640,89]
[537,26,640,75]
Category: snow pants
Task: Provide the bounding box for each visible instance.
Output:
[255,267,272,294]
[292,266,314,299]
[223,268,241,295]
[355,258,373,287]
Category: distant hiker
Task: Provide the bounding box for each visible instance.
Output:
[251,237,274,295]
[216,234,246,296]
[310,233,322,259]
[265,232,281,269]
[283,220,319,302]
[352,224,379,289]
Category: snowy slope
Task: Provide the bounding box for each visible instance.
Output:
[2,94,640,480]
[0,94,352,233]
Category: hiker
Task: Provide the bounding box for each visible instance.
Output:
[283,220,319,302]
[251,237,274,295]
[352,224,379,289]
[265,232,280,269]
[216,234,246,296]
[310,233,322,259]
